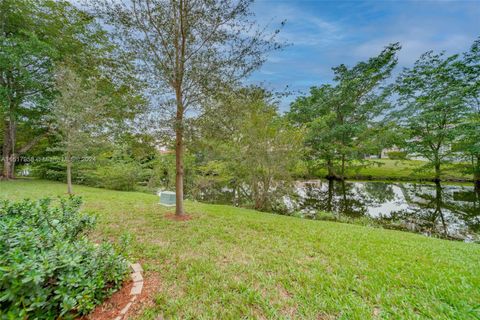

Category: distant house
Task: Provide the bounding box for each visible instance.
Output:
[368,143,463,162]
[364,146,402,159]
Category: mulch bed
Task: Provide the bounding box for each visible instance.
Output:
[123,272,161,319]
[78,280,134,320]
[164,212,193,221]
[78,272,160,320]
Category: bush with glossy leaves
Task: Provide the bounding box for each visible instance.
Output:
[0,196,129,319]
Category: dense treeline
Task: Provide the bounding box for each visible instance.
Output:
[288,39,480,188]
[0,0,143,178]
[1,0,479,214]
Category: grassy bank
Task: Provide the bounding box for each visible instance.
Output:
[2,179,480,319]
[313,159,471,182]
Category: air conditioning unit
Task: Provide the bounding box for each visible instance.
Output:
[158,191,176,206]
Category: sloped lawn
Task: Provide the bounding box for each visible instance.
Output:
[1,179,479,319]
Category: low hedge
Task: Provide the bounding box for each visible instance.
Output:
[0,197,129,319]
[387,151,407,160]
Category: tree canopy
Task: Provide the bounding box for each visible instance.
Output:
[288,43,401,179]
[92,0,284,215]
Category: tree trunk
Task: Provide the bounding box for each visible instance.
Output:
[2,121,11,179]
[2,155,13,179]
[252,180,261,210]
[2,118,15,179]
[175,90,185,216]
[474,155,480,191]
[66,152,73,195]
[434,162,441,182]
[173,0,187,216]
[326,158,335,180]
[4,155,15,179]
[340,180,347,217]
[8,154,15,179]
[326,179,334,212]
[262,177,270,211]
[433,181,447,236]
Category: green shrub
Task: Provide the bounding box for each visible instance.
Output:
[0,197,129,319]
[31,159,96,185]
[30,159,67,181]
[387,151,407,160]
[91,161,146,191]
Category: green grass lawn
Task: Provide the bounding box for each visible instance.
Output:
[314,159,471,182]
[2,179,480,319]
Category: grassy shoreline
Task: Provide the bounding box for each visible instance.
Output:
[2,179,479,319]
[310,159,473,183]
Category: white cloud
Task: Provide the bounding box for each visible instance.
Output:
[253,2,345,48]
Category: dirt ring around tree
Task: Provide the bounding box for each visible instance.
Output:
[164,212,193,221]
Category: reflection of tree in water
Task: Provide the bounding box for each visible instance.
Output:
[199,177,480,240]
[444,186,480,234]
[388,182,448,237]
[299,180,395,218]
[363,182,395,203]
[336,181,370,218]
[389,182,480,239]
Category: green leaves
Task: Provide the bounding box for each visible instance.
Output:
[0,197,129,319]
[394,39,480,180]
[287,43,401,178]
[187,87,303,211]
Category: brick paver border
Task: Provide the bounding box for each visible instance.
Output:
[114,263,144,320]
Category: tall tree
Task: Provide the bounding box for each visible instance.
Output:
[93,0,282,215]
[0,0,110,179]
[51,67,109,194]
[288,43,400,179]
[395,51,467,181]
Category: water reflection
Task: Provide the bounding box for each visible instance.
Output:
[194,179,480,241]
[296,180,480,241]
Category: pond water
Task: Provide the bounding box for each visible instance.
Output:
[294,180,480,242]
[197,180,480,242]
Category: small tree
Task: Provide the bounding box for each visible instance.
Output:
[395,51,467,181]
[192,88,303,211]
[455,39,480,188]
[52,67,108,194]
[92,0,282,215]
[288,85,338,178]
[235,93,302,211]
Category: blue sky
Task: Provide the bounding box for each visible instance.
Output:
[248,0,480,110]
